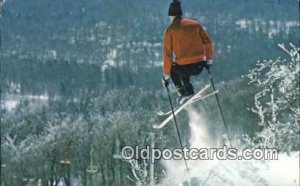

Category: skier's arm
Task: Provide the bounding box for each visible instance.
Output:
[198,24,213,60]
[163,29,173,76]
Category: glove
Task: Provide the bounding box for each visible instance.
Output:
[203,59,213,69]
[162,75,170,87]
[207,59,213,65]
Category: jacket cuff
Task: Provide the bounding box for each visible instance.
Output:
[163,74,170,79]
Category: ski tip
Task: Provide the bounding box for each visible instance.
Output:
[152,124,160,129]
[157,111,164,116]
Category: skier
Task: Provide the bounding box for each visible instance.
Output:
[162,0,214,103]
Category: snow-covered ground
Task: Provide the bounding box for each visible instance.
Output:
[161,107,299,186]
[1,94,49,111]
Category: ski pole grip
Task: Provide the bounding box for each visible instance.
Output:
[162,75,170,88]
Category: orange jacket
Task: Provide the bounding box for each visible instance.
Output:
[163,18,213,75]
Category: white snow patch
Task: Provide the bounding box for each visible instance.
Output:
[235,19,297,38]
[1,94,49,111]
[101,49,118,71]
[161,107,299,186]
[236,19,247,29]
[2,100,19,111]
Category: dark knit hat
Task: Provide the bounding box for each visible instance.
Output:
[168,0,182,17]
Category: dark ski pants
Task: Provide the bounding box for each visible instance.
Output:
[171,61,205,96]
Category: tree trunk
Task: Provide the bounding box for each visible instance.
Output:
[100,164,106,186]
[82,169,87,186]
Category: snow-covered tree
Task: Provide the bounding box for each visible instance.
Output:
[244,43,299,152]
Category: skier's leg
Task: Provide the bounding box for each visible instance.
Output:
[171,64,189,96]
[171,62,205,97]
[181,76,195,96]
[180,62,204,96]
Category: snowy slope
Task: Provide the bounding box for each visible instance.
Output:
[161,107,299,186]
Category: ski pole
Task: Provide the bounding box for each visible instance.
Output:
[205,67,233,148]
[164,84,189,172]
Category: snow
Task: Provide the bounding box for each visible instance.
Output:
[2,100,19,111]
[0,0,6,7]
[44,49,57,60]
[101,49,118,71]
[1,94,49,111]
[236,19,247,29]
[161,107,299,186]
[235,19,297,38]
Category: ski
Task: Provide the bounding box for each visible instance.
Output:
[157,89,218,117]
[155,90,218,127]
[153,84,213,129]
[191,90,218,103]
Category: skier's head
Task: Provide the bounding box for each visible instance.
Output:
[168,0,182,17]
